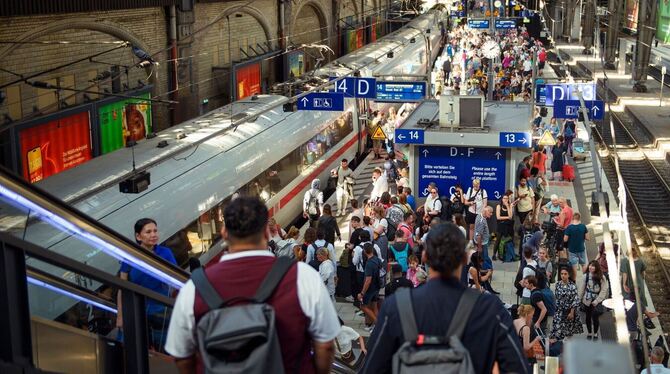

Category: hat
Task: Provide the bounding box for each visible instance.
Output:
[391,263,403,274]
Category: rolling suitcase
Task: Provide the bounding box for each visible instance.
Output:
[562,154,575,181]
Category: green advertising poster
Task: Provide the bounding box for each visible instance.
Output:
[98,93,152,154]
[658,0,670,43]
[347,29,357,53]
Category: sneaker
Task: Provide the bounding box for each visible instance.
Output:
[364,325,375,333]
[355,310,365,317]
[344,296,355,302]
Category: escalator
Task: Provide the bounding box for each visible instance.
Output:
[0,168,356,373]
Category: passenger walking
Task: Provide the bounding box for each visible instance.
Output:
[550,137,566,181]
[318,248,337,303]
[362,223,529,374]
[370,168,388,203]
[473,206,493,269]
[317,204,341,245]
[403,187,416,211]
[518,247,538,304]
[526,275,551,332]
[464,178,488,239]
[389,230,410,272]
[267,217,286,243]
[117,218,177,351]
[515,177,535,227]
[513,305,542,364]
[333,158,354,216]
[358,243,382,329]
[385,263,413,296]
[563,212,589,274]
[303,179,324,228]
[165,197,339,373]
[580,261,609,340]
[554,197,573,256]
[550,267,583,340]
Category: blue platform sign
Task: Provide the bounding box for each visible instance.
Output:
[375,81,426,102]
[468,19,490,29]
[554,100,604,120]
[330,77,376,98]
[297,92,344,111]
[418,146,507,200]
[495,19,517,29]
[395,128,424,144]
[499,132,532,148]
[537,83,597,106]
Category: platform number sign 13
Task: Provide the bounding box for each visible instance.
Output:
[499,132,531,148]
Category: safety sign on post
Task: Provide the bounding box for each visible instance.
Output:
[538,130,556,146]
[371,126,387,140]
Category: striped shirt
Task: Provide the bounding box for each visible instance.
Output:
[474,214,490,246]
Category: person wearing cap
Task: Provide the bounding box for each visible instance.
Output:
[385,264,413,297]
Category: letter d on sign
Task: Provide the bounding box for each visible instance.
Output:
[358,80,369,95]
[450,147,458,156]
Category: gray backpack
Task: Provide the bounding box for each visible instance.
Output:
[190,257,294,374]
[392,287,479,374]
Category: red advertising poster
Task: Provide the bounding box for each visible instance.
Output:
[371,17,377,43]
[236,62,261,100]
[625,0,639,31]
[356,28,364,49]
[19,111,92,183]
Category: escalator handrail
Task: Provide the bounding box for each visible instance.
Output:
[2,232,175,308]
[0,167,188,288]
[27,266,119,313]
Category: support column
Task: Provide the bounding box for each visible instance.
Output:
[581,0,595,54]
[632,0,658,92]
[604,0,624,69]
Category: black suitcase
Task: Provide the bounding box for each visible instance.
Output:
[336,265,353,297]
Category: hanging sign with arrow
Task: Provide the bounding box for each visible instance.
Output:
[297,92,345,111]
[499,132,532,148]
[553,99,604,120]
[417,146,507,200]
[395,128,424,144]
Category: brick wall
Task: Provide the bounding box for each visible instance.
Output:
[0,8,170,130]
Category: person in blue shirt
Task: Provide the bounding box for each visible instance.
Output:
[117,218,177,351]
[403,187,416,211]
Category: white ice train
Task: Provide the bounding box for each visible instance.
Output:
[22,7,446,319]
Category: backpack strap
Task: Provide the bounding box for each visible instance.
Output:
[191,267,224,310]
[395,287,418,342]
[446,289,480,339]
[254,256,295,303]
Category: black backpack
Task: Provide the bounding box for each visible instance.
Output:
[514,263,538,296]
[439,195,452,221]
[190,257,294,374]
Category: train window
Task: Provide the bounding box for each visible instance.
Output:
[300,111,353,171]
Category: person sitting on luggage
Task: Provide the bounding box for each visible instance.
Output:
[513,304,542,364]
[335,318,367,366]
[362,223,530,374]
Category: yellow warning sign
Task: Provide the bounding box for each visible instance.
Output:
[538,130,556,146]
[371,125,387,140]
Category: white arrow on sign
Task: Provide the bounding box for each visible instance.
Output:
[592,106,600,116]
[494,191,501,199]
[301,97,309,106]
[421,188,430,197]
[422,149,429,157]
[520,137,527,144]
[494,151,502,160]
[397,133,406,140]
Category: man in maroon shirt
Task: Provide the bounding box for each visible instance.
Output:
[165,197,340,373]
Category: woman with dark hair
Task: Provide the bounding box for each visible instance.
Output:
[580,260,609,339]
[493,194,514,261]
[302,227,317,262]
[117,218,177,351]
[379,192,392,210]
[467,252,492,292]
[317,204,341,244]
[550,267,583,340]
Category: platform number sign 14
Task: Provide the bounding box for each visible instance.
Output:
[395,128,425,144]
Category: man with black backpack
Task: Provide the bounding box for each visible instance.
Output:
[165,197,339,373]
[362,223,529,374]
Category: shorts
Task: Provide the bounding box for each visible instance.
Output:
[465,210,477,224]
[569,251,587,266]
[362,289,379,305]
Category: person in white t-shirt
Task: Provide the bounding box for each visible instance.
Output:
[317,248,336,303]
[336,319,367,365]
[464,178,488,240]
[519,247,537,305]
[370,168,388,203]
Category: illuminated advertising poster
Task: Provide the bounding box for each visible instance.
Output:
[235,62,262,100]
[370,17,378,42]
[658,0,670,43]
[356,28,364,49]
[625,0,639,31]
[287,51,304,79]
[19,111,92,183]
[98,93,153,154]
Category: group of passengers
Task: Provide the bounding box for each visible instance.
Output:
[440,24,546,103]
